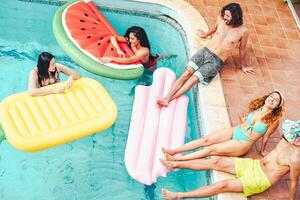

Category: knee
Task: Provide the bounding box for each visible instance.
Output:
[181,69,193,80]
[190,75,200,83]
[201,137,210,145]
[216,181,230,191]
[211,157,223,167]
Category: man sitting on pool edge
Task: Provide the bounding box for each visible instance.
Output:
[160,119,300,200]
[157,3,255,107]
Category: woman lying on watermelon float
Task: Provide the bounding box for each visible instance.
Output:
[99,26,159,71]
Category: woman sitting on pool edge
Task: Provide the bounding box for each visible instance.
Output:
[99,26,159,70]
[28,52,80,96]
[162,90,285,161]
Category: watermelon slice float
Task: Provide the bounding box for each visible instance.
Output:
[53,0,144,79]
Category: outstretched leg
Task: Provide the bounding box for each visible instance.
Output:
[169,75,200,101]
[162,179,243,199]
[166,140,246,161]
[157,67,194,107]
[161,156,236,174]
[163,127,234,156]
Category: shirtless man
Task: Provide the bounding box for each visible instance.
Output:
[157,3,255,107]
[160,119,300,200]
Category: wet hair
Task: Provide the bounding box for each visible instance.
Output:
[247,91,284,126]
[220,3,243,27]
[36,52,56,86]
[124,26,156,61]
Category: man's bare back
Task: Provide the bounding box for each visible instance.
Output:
[206,16,248,62]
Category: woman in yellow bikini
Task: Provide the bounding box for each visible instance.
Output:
[163,90,285,161]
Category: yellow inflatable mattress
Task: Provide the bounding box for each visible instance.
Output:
[0,78,117,152]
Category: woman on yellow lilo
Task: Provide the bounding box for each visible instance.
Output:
[163,90,285,161]
[28,52,80,96]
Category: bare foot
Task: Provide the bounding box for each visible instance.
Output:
[165,153,177,161]
[160,158,177,170]
[157,98,169,107]
[162,147,177,156]
[162,189,180,200]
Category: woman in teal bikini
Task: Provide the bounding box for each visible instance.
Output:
[163,90,285,161]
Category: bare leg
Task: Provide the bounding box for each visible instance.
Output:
[168,75,200,102]
[161,156,236,174]
[157,67,194,107]
[167,140,248,161]
[162,179,243,199]
[162,126,234,156]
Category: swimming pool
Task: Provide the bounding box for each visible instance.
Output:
[0,0,209,199]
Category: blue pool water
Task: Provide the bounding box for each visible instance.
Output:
[0,0,209,199]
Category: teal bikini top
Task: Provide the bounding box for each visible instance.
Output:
[244,112,267,135]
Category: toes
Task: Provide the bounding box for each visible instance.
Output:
[162,188,167,197]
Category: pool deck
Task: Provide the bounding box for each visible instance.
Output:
[137,0,300,199]
[186,0,300,200]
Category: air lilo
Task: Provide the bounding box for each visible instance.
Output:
[157,3,254,107]
[160,120,300,199]
[163,91,284,161]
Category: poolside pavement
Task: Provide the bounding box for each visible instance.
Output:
[185,0,300,199]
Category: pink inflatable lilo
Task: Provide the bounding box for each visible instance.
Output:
[125,67,189,185]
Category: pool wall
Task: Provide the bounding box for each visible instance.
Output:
[121,0,247,200]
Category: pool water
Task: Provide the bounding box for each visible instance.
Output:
[0,1,209,199]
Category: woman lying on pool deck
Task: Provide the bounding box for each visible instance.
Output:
[163,90,285,161]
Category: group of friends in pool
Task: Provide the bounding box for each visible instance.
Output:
[26,2,300,200]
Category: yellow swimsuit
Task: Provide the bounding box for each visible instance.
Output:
[235,158,271,197]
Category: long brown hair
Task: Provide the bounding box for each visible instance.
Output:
[247,91,284,126]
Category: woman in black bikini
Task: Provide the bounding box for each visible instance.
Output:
[28,52,80,96]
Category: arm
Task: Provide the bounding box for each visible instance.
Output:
[260,121,279,156]
[27,70,65,96]
[110,36,126,57]
[289,159,300,200]
[56,64,80,79]
[239,30,255,74]
[198,22,218,39]
[101,48,149,64]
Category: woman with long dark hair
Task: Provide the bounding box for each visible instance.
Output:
[28,52,80,96]
[162,90,285,161]
[99,26,158,70]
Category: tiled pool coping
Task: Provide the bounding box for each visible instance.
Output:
[132,0,246,199]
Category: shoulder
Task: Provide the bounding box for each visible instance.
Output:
[290,152,300,165]
[138,47,149,55]
[55,63,64,71]
[30,68,38,76]
[240,25,248,34]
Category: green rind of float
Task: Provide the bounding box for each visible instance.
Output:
[0,125,6,144]
[52,0,144,80]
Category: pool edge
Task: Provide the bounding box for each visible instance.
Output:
[132,0,246,199]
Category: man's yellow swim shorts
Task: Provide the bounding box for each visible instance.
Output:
[235,158,271,197]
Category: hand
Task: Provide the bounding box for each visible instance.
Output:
[259,150,268,157]
[65,75,73,90]
[242,66,255,74]
[239,113,248,122]
[117,49,125,58]
[99,57,113,64]
[53,86,65,94]
[196,29,207,38]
